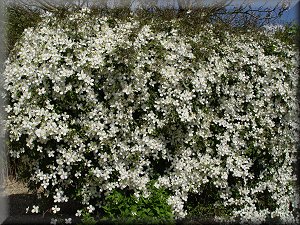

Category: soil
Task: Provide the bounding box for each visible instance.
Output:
[1,177,81,225]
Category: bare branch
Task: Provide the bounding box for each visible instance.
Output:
[5,0,291,28]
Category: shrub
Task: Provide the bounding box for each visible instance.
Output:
[101,181,174,224]
[3,8,299,224]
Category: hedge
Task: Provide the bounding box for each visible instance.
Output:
[3,7,299,224]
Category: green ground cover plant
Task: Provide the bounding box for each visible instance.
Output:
[100,181,174,224]
[3,5,299,225]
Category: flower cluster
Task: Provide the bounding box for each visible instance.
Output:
[3,8,299,224]
[262,24,284,34]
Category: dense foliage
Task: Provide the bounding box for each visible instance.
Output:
[3,8,299,224]
[5,5,41,57]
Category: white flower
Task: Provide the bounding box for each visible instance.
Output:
[50,218,58,225]
[35,128,46,138]
[92,167,102,178]
[75,210,82,217]
[87,205,95,213]
[65,218,72,224]
[60,171,68,180]
[53,189,64,203]
[52,205,60,214]
[75,172,81,178]
[31,205,39,214]
[48,150,54,157]
[41,180,49,189]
